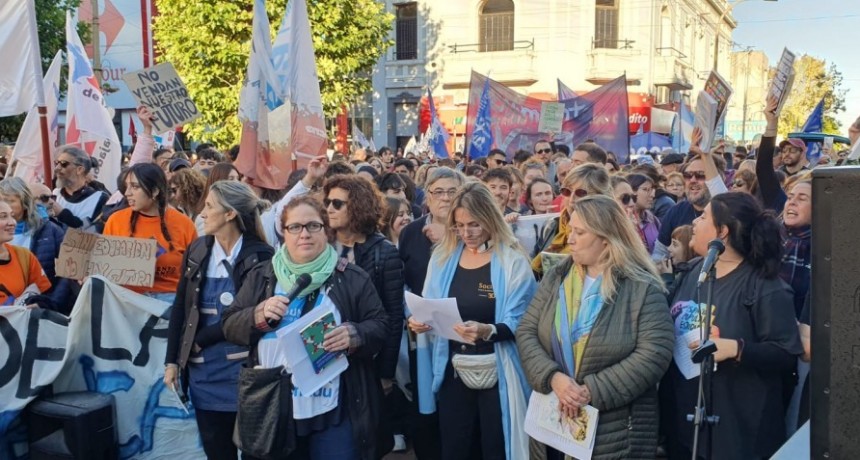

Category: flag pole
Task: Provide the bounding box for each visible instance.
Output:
[38,106,52,186]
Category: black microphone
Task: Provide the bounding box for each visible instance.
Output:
[267,273,313,328]
[697,239,726,286]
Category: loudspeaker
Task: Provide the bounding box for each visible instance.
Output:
[810,166,860,459]
[27,392,118,460]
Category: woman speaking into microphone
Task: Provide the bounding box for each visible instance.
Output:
[660,192,802,459]
[222,196,388,460]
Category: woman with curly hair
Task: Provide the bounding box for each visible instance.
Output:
[169,168,207,220]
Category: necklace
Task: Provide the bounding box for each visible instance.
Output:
[466,240,494,254]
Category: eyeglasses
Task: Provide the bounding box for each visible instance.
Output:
[323,198,347,210]
[682,171,707,181]
[38,194,54,203]
[54,160,73,168]
[560,187,589,198]
[451,223,483,236]
[428,188,458,198]
[284,222,325,234]
[619,193,637,205]
[536,148,552,154]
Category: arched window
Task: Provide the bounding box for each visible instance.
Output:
[480,0,514,52]
[595,0,619,49]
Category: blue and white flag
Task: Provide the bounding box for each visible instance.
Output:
[671,101,694,153]
[427,89,450,158]
[468,78,494,159]
[802,98,825,163]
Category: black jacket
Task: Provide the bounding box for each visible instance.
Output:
[353,233,404,379]
[165,235,274,369]
[398,215,434,295]
[221,259,389,460]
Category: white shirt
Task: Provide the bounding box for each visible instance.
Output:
[206,236,243,278]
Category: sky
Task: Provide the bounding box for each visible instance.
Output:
[732,0,860,133]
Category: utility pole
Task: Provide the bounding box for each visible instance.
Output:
[741,47,753,142]
[91,0,102,87]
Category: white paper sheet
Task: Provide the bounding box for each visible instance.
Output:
[674,328,703,380]
[404,292,465,343]
[256,297,349,395]
[525,391,598,460]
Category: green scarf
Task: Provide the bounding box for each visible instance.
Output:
[272,244,338,297]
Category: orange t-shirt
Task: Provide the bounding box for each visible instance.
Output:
[103,207,197,294]
[0,244,51,306]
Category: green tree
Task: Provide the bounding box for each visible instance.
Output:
[0,0,86,142]
[779,55,846,137]
[153,0,393,148]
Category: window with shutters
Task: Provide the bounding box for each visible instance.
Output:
[480,0,514,52]
[395,3,418,60]
[595,0,619,49]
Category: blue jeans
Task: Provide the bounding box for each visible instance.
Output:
[144,291,176,304]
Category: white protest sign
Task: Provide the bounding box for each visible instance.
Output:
[513,213,559,258]
[122,63,201,132]
[56,229,157,287]
[770,48,796,113]
[538,102,565,134]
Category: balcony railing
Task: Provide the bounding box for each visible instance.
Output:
[592,38,635,50]
[656,47,688,59]
[448,39,534,54]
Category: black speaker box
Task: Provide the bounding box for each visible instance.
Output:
[810,166,860,459]
[27,391,118,460]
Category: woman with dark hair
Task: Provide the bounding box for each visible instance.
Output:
[626,173,661,253]
[323,174,404,448]
[730,169,758,196]
[103,163,197,302]
[524,178,555,215]
[381,197,412,246]
[164,181,273,460]
[661,192,802,459]
[222,195,388,459]
[633,163,676,220]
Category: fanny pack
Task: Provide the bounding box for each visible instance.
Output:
[451,353,498,390]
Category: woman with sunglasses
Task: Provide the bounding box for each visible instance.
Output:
[222,195,388,460]
[730,169,758,196]
[408,182,537,460]
[164,181,274,460]
[610,176,637,219]
[324,174,405,451]
[531,164,612,276]
[103,163,197,303]
[517,195,673,459]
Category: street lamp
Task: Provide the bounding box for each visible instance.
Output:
[712,0,778,71]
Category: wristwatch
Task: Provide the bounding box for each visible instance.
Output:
[483,324,498,342]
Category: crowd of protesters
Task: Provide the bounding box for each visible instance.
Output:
[5,93,849,460]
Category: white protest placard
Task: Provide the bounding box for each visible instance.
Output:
[539,102,565,134]
[55,229,157,287]
[525,391,599,460]
[693,90,719,151]
[513,213,559,258]
[404,292,465,343]
[770,48,796,113]
[122,63,201,132]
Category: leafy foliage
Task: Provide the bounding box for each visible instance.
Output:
[153,0,393,148]
[779,55,846,137]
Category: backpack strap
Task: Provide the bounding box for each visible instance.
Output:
[11,245,30,286]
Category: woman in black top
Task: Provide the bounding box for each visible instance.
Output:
[661,192,802,459]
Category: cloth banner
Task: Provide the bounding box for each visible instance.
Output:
[466,72,630,163]
[10,50,63,184]
[236,0,327,189]
[557,79,578,100]
[0,277,203,459]
[0,0,43,116]
[630,132,672,158]
[427,89,450,158]
[65,12,121,192]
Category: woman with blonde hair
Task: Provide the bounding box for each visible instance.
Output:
[517,195,674,459]
[531,163,613,275]
[408,182,537,460]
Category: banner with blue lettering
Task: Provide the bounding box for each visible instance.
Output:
[0,277,203,460]
[466,71,630,163]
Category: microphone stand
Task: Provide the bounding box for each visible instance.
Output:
[687,262,719,460]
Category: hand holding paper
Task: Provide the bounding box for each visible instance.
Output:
[404,292,465,343]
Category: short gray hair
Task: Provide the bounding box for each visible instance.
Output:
[0,177,42,231]
[208,181,270,241]
[425,167,466,190]
[57,145,93,173]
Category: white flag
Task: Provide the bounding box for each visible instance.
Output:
[65,11,121,192]
[10,50,63,184]
[236,0,327,189]
[0,0,44,116]
[352,124,371,149]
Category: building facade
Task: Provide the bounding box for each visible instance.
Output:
[725,49,771,143]
[370,0,749,152]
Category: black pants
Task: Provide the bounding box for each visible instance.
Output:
[407,346,441,460]
[195,408,239,460]
[437,363,505,460]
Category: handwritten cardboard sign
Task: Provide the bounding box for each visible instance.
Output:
[122,62,200,132]
[538,102,565,134]
[55,229,157,287]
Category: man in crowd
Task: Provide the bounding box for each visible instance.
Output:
[378,146,394,169]
[393,158,415,180]
[734,146,749,169]
[48,145,110,232]
[194,148,226,173]
[482,167,514,213]
[778,138,811,177]
[487,149,508,170]
[660,151,685,174]
[571,142,608,167]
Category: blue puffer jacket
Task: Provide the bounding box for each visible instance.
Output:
[30,220,65,283]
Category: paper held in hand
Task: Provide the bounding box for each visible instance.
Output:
[404,292,465,343]
[770,48,797,114]
[692,91,719,152]
[525,391,599,460]
[538,102,566,134]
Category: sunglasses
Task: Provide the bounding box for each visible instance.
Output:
[560,187,589,198]
[323,198,347,210]
[619,193,637,205]
[54,160,73,168]
[682,171,707,181]
[536,148,553,154]
[491,158,508,165]
[38,194,54,203]
[284,222,325,234]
